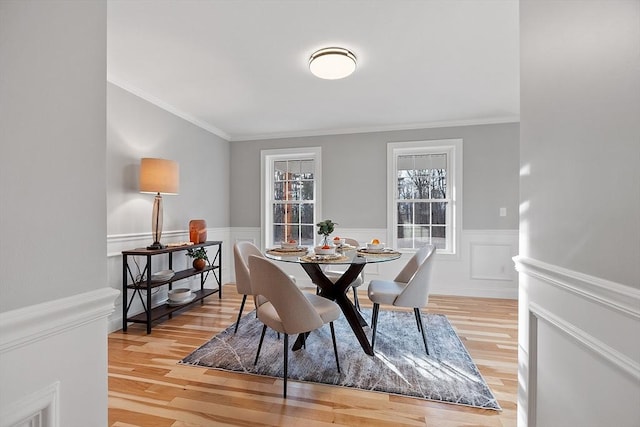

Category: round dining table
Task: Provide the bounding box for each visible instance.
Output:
[265,245,401,356]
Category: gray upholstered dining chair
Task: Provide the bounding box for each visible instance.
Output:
[317,238,365,309]
[232,241,263,333]
[367,244,436,354]
[233,241,299,333]
[249,254,341,398]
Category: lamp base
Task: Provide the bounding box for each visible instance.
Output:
[147,242,164,250]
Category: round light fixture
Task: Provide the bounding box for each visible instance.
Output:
[309,47,357,80]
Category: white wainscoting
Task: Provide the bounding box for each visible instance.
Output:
[0,288,119,427]
[514,256,640,427]
[229,228,519,299]
[106,228,233,333]
[108,228,517,332]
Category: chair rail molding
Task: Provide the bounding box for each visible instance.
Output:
[516,255,640,427]
[514,255,640,319]
[0,288,119,354]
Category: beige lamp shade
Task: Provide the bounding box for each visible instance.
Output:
[139,158,179,194]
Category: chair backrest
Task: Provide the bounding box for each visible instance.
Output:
[393,244,436,308]
[233,241,263,295]
[344,238,359,247]
[393,244,432,283]
[249,255,324,334]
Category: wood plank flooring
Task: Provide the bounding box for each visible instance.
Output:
[109,285,518,426]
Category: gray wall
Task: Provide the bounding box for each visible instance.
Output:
[230,123,519,230]
[107,83,230,236]
[0,0,107,311]
[520,0,640,287]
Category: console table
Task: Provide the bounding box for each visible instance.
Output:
[122,241,222,333]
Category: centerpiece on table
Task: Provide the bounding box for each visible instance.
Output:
[315,219,338,254]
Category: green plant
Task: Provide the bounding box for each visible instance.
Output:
[186,247,209,262]
[316,219,337,245]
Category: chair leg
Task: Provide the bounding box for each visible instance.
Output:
[234,294,247,333]
[414,308,429,355]
[352,287,360,310]
[413,307,422,331]
[371,303,380,351]
[254,324,267,365]
[283,333,289,398]
[329,322,340,373]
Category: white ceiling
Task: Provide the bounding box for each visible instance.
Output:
[107,0,519,141]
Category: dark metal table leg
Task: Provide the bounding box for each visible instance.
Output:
[294,263,374,356]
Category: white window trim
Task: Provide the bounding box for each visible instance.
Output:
[261,147,322,250]
[387,139,463,258]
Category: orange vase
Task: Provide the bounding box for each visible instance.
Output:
[193,258,206,271]
[189,219,207,244]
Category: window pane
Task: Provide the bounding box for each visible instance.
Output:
[301,181,314,200]
[432,202,447,225]
[280,203,298,223]
[286,181,300,200]
[300,160,314,179]
[288,160,302,180]
[273,204,285,223]
[285,224,299,242]
[415,226,431,247]
[414,202,430,224]
[432,226,446,249]
[300,225,314,246]
[300,203,314,223]
[273,224,285,244]
[274,161,287,181]
[397,202,413,225]
[397,175,415,200]
[430,168,447,199]
[274,182,285,200]
[397,225,413,249]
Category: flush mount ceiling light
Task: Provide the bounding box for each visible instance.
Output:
[309,47,357,80]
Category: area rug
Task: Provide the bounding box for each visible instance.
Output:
[180,308,501,411]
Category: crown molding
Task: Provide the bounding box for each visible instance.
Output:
[107,77,231,141]
[107,77,519,143]
[229,116,520,142]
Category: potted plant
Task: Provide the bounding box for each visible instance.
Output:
[186,247,209,271]
[316,219,338,246]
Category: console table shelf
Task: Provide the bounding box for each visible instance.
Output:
[122,241,222,334]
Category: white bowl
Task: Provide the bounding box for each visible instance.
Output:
[168,288,192,302]
[281,241,298,249]
[151,269,175,282]
[315,246,336,255]
[332,237,345,246]
[367,243,385,250]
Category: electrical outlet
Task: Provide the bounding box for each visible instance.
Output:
[499,207,507,217]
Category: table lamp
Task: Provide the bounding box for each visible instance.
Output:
[139,158,179,249]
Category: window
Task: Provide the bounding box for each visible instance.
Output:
[387,139,462,255]
[261,147,321,248]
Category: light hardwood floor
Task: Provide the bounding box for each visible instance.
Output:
[109,285,518,426]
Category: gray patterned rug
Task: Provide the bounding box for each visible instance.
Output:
[180,308,501,410]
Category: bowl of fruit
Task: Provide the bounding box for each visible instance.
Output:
[281,239,299,249]
[367,239,384,251]
[332,236,345,246]
[315,244,336,255]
